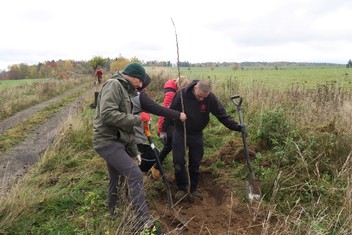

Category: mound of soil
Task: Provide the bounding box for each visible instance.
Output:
[204,139,257,166]
[148,140,283,234]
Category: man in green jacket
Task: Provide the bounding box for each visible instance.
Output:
[93,62,157,233]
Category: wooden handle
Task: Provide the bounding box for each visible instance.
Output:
[143,121,151,137]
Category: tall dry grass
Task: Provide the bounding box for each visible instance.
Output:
[0,76,92,121]
[145,68,352,233]
[213,79,352,234]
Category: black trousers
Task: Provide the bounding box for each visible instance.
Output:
[155,136,173,170]
[172,129,204,192]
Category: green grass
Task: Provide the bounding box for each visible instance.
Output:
[0,76,93,121]
[149,66,351,90]
[0,78,47,90]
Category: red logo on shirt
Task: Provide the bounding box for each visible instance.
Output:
[200,104,207,112]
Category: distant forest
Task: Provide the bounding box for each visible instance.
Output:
[0,56,348,80]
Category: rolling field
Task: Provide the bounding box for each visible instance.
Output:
[149,65,351,89]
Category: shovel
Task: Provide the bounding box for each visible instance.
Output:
[143,121,190,230]
[231,95,262,201]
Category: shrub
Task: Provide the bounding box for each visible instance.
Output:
[255,108,291,149]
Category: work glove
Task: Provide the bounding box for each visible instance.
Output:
[140,112,151,122]
[235,124,246,133]
[134,154,142,165]
[239,124,246,133]
[159,132,167,145]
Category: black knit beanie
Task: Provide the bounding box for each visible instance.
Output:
[122,62,146,82]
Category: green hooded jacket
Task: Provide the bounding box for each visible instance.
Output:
[93,73,141,156]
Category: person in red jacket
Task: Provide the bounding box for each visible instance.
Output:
[150,76,190,179]
[95,69,103,84]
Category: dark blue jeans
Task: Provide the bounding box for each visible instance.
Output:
[172,129,204,192]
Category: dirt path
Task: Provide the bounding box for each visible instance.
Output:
[0,82,95,194]
[0,82,91,134]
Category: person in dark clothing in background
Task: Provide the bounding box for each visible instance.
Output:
[90,69,104,109]
[161,80,245,202]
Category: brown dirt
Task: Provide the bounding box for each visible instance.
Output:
[147,140,284,235]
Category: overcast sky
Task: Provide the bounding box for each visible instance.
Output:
[1,0,351,71]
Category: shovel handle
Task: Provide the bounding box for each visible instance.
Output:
[231,95,243,107]
[143,120,174,208]
[143,121,151,138]
[230,95,255,179]
[231,95,244,125]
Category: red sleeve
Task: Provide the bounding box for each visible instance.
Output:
[157,91,175,133]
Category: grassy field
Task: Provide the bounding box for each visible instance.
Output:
[148,66,351,90]
[0,76,93,121]
[1,66,352,234]
[0,78,47,90]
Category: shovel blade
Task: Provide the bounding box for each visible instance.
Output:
[166,208,191,231]
[246,178,261,201]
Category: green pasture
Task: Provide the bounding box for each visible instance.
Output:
[156,66,351,90]
[0,78,47,90]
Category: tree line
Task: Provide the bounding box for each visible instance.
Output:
[0,60,91,80]
[0,56,347,80]
[0,56,188,80]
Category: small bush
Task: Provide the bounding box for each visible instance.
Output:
[255,108,291,149]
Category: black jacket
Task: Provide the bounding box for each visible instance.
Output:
[132,91,181,144]
[162,80,241,134]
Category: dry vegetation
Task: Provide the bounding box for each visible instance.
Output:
[0,76,92,121]
[0,66,351,234]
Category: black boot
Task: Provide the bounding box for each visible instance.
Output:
[90,92,99,109]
